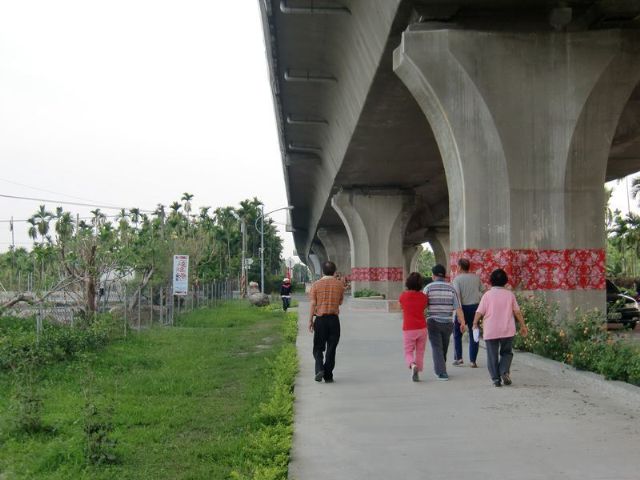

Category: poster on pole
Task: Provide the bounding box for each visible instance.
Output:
[173,255,189,296]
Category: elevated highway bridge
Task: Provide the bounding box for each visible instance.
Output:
[259,0,640,312]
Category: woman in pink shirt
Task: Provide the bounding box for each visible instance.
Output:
[398,272,428,382]
[472,269,528,387]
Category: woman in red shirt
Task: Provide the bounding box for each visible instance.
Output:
[399,272,428,382]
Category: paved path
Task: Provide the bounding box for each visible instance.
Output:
[289,299,640,480]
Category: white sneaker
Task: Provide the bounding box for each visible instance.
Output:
[411,364,419,382]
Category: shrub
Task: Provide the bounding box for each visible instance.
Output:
[514,296,568,361]
[515,296,640,386]
[354,289,383,298]
[0,314,120,371]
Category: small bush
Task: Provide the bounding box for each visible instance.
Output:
[0,315,119,371]
[10,358,45,434]
[516,296,640,386]
[354,289,383,298]
[82,370,119,466]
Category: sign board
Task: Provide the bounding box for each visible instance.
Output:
[173,255,189,296]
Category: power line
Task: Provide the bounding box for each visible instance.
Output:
[0,177,107,204]
[0,193,152,212]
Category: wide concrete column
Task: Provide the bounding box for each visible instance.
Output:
[317,227,351,278]
[395,28,640,313]
[332,190,413,300]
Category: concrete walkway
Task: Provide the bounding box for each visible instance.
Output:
[289,299,640,480]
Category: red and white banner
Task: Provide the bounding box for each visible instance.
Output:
[350,267,404,282]
[173,255,189,296]
[450,248,606,290]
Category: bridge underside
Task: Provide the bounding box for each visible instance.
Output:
[261,0,640,310]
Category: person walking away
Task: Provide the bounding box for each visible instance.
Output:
[399,272,428,382]
[423,264,465,381]
[472,268,528,387]
[308,261,345,383]
[280,278,292,311]
[452,258,483,368]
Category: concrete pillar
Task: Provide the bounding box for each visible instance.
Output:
[308,253,321,280]
[403,244,423,277]
[425,232,450,270]
[332,189,413,299]
[395,28,640,313]
[317,227,351,278]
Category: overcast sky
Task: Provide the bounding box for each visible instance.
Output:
[0,0,294,257]
[0,1,638,258]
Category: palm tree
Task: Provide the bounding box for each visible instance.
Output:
[129,207,141,229]
[27,217,37,242]
[55,211,74,242]
[182,193,194,217]
[30,205,53,244]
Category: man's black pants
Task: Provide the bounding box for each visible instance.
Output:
[313,314,341,380]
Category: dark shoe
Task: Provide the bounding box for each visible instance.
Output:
[411,364,419,382]
[501,373,512,386]
[493,380,502,387]
[324,377,334,383]
[452,359,464,367]
[470,362,478,368]
[435,373,449,381]
[315,370,324,382]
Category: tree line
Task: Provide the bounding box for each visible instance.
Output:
[0,195,285,315]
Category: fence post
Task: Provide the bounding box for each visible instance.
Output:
[137,289,141,331]
[160,287,164,325]
[123,285,128,337]
[150,285,154,326]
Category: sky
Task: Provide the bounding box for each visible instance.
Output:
[0,1,638,259]
[0,0,294,258]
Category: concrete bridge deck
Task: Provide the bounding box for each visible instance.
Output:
[290,299,640,480]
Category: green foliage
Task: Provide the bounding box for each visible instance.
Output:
[354,289,383,298]
[0,315,118,372]
[82,370,118,466]
[415,246,437,278]
[0,302,295,479]
[10,359,45,434]
[231,309,298,480]
[515,296,640,386]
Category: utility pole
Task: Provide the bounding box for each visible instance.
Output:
[260,204,265,294]
[240,218,247,297]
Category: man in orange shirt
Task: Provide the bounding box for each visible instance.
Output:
[308,261,345,383]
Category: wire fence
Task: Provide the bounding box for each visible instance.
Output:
[1,279,240,334]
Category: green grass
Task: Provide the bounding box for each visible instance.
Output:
[0,302,298,479]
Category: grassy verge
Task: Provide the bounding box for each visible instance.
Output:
[0,302,298,479]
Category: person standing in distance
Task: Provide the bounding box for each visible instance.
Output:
[452,258,483,368]
[308,261,345,383]
[423,264,465,381]
[280,277,292,312]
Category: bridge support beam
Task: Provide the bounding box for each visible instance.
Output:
[332,190,413,300]
[317,227,351,279]
[395,28,640,314]
[403,244,423,277]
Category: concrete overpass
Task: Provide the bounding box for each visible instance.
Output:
[259,0,640,312]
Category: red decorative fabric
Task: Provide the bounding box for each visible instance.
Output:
[350,267,404,282]
[449,249,606,291]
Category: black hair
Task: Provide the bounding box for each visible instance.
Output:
[432,264,446,277]
[490,268,508,287]
[458,258,470,272]
[322,261,337,276]
[405,272,424,291]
